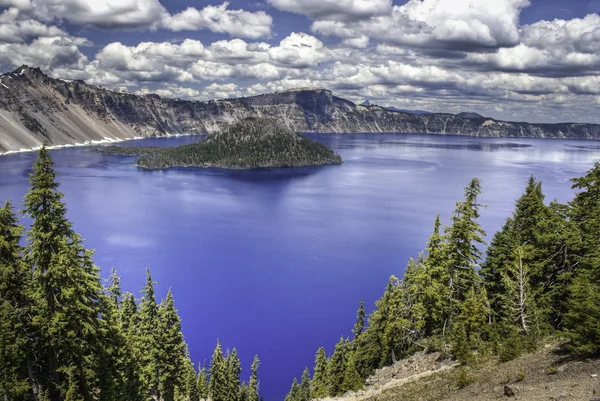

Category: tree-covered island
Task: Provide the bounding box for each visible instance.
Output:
[98,118,343,170]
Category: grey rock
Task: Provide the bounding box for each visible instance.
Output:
[1,65,600,153]
[504,385,516,397]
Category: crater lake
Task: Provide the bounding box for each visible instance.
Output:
[0,133,598,400]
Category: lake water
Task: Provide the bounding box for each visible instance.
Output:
[0,133,599,400]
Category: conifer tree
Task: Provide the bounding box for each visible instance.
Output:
[119,293,143,401]
[564,163,600,355]
[248,355,260,401]
[342,351,363,393]
[24,147,104,401]
[209,341,227,401]
[284,378,300,401]
[352,300,366,340]
[444,178,487,342]
[138,269,161,399]
[0,201,31,400]
[197,364,209,400]
[327,337,346,396]
[226,348,242,401]
[311,347,329,399]
[182,351,200,401]
[299,367,311,401]
[158,290,187,401]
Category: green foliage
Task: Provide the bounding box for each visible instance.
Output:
[101,118,343,170]
[248,355,260,401]
[0,147,260,401]
[0,201,31,400]
[209,341,228,401]
[352,299,366,340]
[327,337,347,396]
[564,163,600,355]
[197,364,209,400]
[311,347,329,399]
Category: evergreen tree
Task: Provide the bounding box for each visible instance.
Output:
[197,364,209,400]
[248,355,260,401]
[564,163,600,355]
[284,378,300,401]
[158,290,187,401]
[342,351,363,393]
[119,293,143,401]
[0,201,32,400]
[138,269,161,399]
[299,367,311,401]
[208,341,227,401]
[311,347,329,399]
[352,300,366,340]
[24,147,104,401]
[182,351,200,401]
[226,348,242,401]
[445,178,487,324]
[327,337,346,396]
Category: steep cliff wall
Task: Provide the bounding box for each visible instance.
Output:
[1,65,599,153]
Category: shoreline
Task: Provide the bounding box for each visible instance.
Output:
[0,133,200,157]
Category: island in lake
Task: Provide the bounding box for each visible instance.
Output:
[99,118,343,170]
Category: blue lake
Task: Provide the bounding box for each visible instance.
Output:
[0,133,599,400]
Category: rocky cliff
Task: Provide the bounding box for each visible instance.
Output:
[1,65,599,153]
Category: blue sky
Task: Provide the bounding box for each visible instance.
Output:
[1,0,600,123]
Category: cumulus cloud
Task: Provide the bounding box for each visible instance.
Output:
[0,35,88,71]
[313,0,530,51]
[1,0,273,37]
[33,0,166,29]
[0,7,67,43]
[267,0,392,21]
[160,2,272,39]
[466,14,600,77]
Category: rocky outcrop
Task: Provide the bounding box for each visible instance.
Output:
[1,65,599,153]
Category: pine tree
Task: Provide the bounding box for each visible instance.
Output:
[226,348,242,401]
[158,290,187,401]
[24,147,104,401]
[120,293,143,401]
[444,178,487,344]
[299,367,311,401]
[208,341,227,401]
[197,364,209,400]
[327,337,346,396]
[182,351,200,401]
[248,355,260,401]
[311,347,329,399]
[352,300,366,340]
[284,378,300,401]
[138,269,161,400]
[342,351,363,393]
[0,201,32,400]
[564,163,600,355]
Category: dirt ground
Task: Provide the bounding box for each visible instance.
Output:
[327,343,600,401]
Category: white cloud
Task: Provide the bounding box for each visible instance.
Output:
[160,2,272,39]
[267,32,330,68]
[267,0,391,21]
[0,35,88,70]
[0,7,66,43]
[313,0,530,50]
[34,0,166,29]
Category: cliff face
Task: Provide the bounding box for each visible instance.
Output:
[1,65,599,152]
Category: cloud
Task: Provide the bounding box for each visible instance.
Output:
[160,2,272,39]
[0,7,67,43]
[1,0,273,38]
[33,0,166,29]
[313,0,530,51]
[465,14,600,77]
[267,0,392,21]
[0,35,88,71]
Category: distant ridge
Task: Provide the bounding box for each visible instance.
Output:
[1,66,600,153]
[457,112,486,119]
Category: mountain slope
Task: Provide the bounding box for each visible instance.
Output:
[1,66,600,153]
